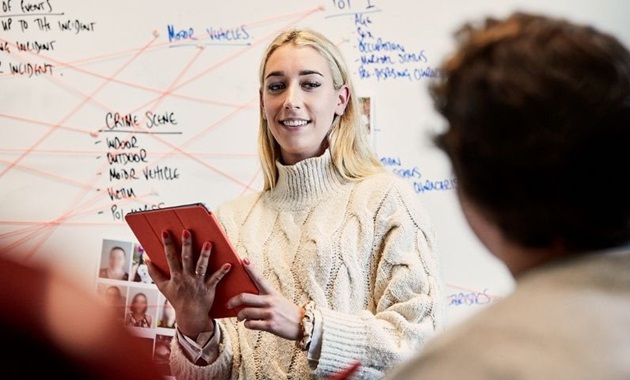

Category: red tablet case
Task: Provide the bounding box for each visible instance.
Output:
[124,203,259,319]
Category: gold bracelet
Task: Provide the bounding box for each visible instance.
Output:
[298,301,316,351]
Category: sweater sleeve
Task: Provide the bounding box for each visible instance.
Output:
[314,182,445,379]
[169,320,242,380]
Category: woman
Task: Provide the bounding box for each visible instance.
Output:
[104,285,126,324]
[99,246,129,281]
[124,292,152,328]
[149,28,444,379]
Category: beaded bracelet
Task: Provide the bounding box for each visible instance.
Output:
[298,300,316,351]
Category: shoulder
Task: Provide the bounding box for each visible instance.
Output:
[214,192,262,234]
[357,171,422,206]
[214,192,262,225]
[351,171,412,206]
[354,170,400,191]
[355,171,432,232]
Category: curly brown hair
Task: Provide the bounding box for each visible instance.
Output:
[431,12,630,251]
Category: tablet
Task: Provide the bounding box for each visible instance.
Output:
[124,202,259,319]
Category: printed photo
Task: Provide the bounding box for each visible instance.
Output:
[131,244,154,284]
[125,287,160,329]
[97,283,128,325]
[157,296,176,329]
[154,334,173,376]
[358,96,373,134]
[99,239,134,281]
[358,96,377,152]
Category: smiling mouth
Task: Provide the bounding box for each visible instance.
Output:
[280,119,310,127]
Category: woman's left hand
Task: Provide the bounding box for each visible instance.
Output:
[227,260,304,341]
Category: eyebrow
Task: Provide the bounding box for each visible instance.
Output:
[265,70,324,79]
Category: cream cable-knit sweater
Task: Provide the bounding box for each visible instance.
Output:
[170,150,445,379]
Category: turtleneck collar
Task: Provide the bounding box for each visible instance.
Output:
[267,149,346,210]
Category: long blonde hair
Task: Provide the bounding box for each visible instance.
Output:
[258,28,383,191]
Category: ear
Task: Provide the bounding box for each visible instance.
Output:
[259,88,267,120]
[334,84,350,116]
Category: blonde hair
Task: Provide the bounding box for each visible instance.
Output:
[258,28,383,191]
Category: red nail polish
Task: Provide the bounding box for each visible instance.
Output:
[182,229,190,239]
[203,241,211,250]
[162,230,169,239]
[224,263,232,271]
[243,258,250,265]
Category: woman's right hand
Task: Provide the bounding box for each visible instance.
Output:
[147,229,232,340]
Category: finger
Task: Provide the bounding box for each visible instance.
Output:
[236,307,271,322]
[162,230,183,273]
[145,258,167,285]
[243,318,274,333]
[228,293,271,309]
[194,241,212,278]
[180,229,194,275]
[242,260,275,295]
[206,263,232,287]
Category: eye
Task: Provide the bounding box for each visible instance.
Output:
[266,82,285,92]
[302,81,321,89]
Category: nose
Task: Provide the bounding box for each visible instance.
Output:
[283,81,302,110]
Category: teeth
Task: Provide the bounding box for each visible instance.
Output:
[282,120,308,127]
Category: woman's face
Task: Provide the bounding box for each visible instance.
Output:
[105,287,121,305]
[261,44,349,165]
[131,294,148,313]
[109,248,126,270]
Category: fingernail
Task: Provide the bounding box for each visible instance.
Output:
[182,229,190,239]
[226,303,232,310]
[224,263,232,271]
[203,241,212,250]
[162,230,169,239]
[243,258,250,265]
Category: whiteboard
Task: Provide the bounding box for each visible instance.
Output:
[1,0,629,334]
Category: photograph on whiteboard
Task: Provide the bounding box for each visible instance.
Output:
[98,239,134,282]
[131,244,154,284]
[157,296,176,329]
[358,96,373,134]
[97,283,128,325]
[154,334,174,376]
[358,96,377,152]
[124,287,160,329]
